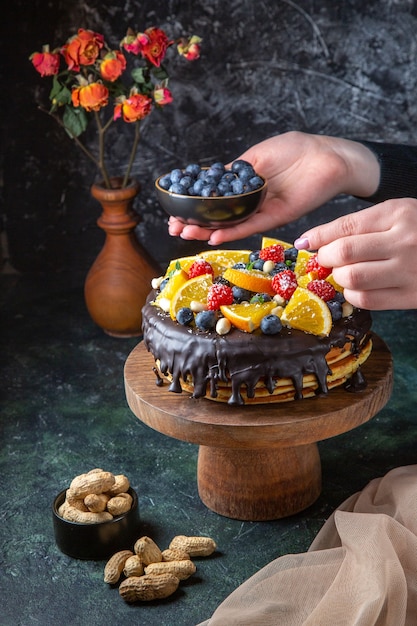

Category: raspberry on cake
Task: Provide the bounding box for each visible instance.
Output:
[207,283,234,310]
[188,259,214,278]
[306,253,332,279]
[141,238,373,406]
[307,279,336,301]
[271,269,298,300]
[259,244,285,263]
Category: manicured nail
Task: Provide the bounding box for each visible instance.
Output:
[294,237,310,250]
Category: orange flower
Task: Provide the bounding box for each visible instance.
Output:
[30,49,60,76]
[71,82,109,112]
[114,93,152,122]
[99,51,127,82]
[62,28,104,71]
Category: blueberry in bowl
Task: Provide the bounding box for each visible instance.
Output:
[155,159,267,228]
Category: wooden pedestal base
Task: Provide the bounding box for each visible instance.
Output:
[124,335,392,521]
[197,444,321,520]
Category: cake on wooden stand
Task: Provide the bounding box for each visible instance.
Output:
[124,238,393,520]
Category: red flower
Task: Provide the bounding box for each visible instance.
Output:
[177,36,202,61]
[120,31,141,55]
[62,28,104,71]
[99,51,127,82]
[71,82,109,112]
[30,49,60,76]
[114,93,152,122]
[153,86,173,106]
[135,27,172,67]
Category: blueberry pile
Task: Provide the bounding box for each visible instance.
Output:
[158,159,265,198]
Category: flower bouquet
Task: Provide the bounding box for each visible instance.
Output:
[30,26,202,189]
[30,25,202,337]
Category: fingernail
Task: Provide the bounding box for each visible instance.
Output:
[294,237,310,250]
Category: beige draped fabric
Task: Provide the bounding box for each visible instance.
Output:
[198,465,417,626]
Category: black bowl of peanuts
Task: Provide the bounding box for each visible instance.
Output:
[52,469,140,560]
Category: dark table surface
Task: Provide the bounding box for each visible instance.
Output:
[1,271,416,626]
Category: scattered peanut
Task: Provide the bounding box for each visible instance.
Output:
[119,574,180,602]
[190,300,207,313]
[105,532,217,605]
[134,536,163,565]
[151,276,164,290]
[162,547,190,562]
[262,260,275,273]
[104,550,134,584]
[157,297,171,313]
[216,317,231,335]
[342,301,354,317]
[271,305,284,318]
[123,555,144,578]
[273,294,286,306]
[145,559,196,581]
[169,535,217,557]
[57,469,134,524]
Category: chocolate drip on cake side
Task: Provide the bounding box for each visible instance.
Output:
[141,293,372,406]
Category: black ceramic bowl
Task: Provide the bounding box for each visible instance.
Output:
[155,173,267,228]
[52,487,140,560]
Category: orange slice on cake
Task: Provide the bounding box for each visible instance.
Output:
[154,268,189,307]
[197,249,252,276]
[223,267,275,296]
[164,255,198,277]
[261,236,293,250]
[296,272,316,289]
[293,249,315,277]
[220,301,277,332]
[326,273,344,293]
[169,273,213,320]
[281,287,332,336]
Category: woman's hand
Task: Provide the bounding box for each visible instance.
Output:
[295,200,417,310]
[168,131,380,245]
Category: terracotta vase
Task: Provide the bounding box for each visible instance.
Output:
[84,177,160,337]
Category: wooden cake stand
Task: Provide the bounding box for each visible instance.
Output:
[124,334,393,521]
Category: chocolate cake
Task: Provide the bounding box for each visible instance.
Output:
[141,240,373,406]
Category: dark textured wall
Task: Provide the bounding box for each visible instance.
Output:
[2,0,417,281]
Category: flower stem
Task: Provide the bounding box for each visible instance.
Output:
[122,121,141,188]
[94,111,112,188]
[39,105,112,188]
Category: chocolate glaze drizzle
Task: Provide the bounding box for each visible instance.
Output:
[344,368,368,392]
[142,293,372,406]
